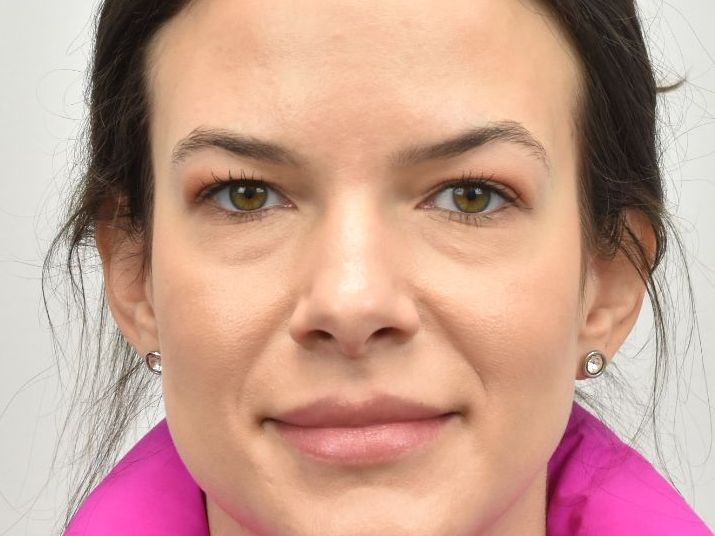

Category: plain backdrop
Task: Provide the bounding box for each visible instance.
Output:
[1,0,714,534]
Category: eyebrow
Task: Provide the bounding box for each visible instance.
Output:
[393,120,550,170]
[172,127,305,167]
[171,120,550,171]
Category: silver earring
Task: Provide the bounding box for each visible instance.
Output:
[583,350,606,378]
[145,351,163,375]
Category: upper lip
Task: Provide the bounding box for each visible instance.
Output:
[270,393,455,427]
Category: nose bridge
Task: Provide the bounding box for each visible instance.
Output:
[288,190,419,359]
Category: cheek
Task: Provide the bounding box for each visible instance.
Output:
[466,244,582,431]
[424,179,584,491]
[431,181,583,393]
[151,244,278,415]
[465,248,583,388]
[146,197,290,444]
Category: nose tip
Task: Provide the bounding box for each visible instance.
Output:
[289,290,419,360]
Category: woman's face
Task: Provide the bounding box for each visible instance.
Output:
[125,0,603,533]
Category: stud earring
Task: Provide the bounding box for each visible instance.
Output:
[144,351,162,375]
[583,350,606,378]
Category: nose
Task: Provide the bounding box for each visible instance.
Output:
[288,199,420,360]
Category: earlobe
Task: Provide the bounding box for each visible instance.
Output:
[576,209,656,379]
[95,216,158,355]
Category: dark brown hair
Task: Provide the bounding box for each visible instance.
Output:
[43,0,695,529]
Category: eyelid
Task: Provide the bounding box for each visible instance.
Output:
[197,170,518,201]
[196,169,521,223]
[421,172,520,207]
[196,170,290,203]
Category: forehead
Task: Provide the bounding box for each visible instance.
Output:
[147,0,581,175]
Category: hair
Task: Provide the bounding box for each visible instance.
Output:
[43,0,697,531]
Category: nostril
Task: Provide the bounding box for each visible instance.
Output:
[374,327,393,338]
[317,330,332,342]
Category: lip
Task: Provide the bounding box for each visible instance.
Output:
[270,393,453,427]
[266,394,458,465]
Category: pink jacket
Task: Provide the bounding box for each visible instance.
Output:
[65,402,712,535]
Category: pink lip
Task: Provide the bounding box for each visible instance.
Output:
[267,394,458,464]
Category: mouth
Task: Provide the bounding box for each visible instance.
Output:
[267,414,458,465]
[265,393,460,465]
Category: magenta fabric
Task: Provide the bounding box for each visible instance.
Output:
[65,402,712,535]
[546,404,711,534]
[64,420,209,536]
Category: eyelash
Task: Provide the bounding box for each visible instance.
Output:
[196,169,520,227]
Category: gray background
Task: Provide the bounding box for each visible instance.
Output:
[1,0,713,534]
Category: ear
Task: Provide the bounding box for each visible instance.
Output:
[95,209,158,355]
[576,209,657,379]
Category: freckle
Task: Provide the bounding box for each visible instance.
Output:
[330,30,346,43]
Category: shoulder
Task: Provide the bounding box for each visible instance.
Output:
[64,420,209,536]
[547,403,712,535]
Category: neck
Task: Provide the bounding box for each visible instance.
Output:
[207,500,263,536]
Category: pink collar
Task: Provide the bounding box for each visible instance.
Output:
[65,402,711,535]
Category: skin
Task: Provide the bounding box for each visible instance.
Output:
[98,0,652,534]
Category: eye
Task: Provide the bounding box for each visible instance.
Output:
[426,176,516,221]
[198,170,517,227]
[210,177,287,214]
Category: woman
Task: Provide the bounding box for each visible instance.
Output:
[50,0,712,534]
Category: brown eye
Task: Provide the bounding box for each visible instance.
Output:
[452,185,492,213]
[211,180,287,214]
[431,182,508,215]
[228,183,268,211]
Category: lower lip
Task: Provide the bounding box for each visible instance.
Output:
[269,414,456,465]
